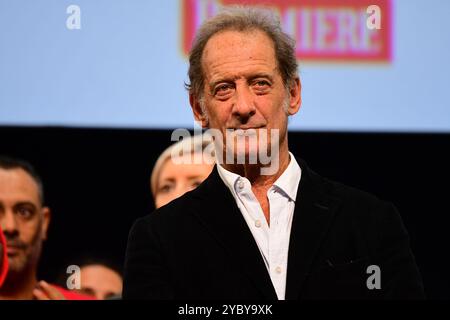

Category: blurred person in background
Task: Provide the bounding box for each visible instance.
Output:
[0,156,93,300]
[150,134,215,209]
[78,262,122,300]
[57,256,123,300]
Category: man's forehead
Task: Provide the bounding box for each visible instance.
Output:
[205,29,274,51]
[0,168,40,204]
[201,29,277,77]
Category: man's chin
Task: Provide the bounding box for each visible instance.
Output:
[224,147,262,165]
[6,255,27,274]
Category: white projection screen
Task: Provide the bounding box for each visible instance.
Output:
[0,0,449,132]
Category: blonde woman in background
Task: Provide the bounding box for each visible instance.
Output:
[150,134,215,209]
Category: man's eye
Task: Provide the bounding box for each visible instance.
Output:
[215,84,233,96]
[253,80,270,88]
[16,207,33,219]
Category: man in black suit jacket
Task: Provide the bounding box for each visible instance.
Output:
[123,7,424,299]
[124,160,424,299]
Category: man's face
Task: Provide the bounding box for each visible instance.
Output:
[0,168,50,277]
[191,30,301,162]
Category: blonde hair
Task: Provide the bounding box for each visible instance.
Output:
[150,134,215,198]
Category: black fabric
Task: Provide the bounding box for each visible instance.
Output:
[123,158,425,300]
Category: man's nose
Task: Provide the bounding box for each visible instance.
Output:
[1,210,18,235]
[232,85,256,122]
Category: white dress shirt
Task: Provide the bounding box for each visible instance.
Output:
[216,152,302,300]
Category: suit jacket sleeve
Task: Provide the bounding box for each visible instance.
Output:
[123,216,173,299]
[373,200,425,299]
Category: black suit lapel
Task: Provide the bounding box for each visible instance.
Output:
[285,159,341,300]
[190,167,278,300]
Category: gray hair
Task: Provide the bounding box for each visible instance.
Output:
[185,6,299,99]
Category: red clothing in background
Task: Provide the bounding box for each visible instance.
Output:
[0,227,8,288]
[52,285,96,300]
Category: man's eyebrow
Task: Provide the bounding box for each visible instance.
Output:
[13,201,38,210]
[209,73,274,92]
[248,73,274,82]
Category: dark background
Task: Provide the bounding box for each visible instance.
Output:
[0,126,449,298]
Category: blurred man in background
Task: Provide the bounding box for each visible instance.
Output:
[0,156,91,300]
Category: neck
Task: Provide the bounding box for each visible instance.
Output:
[0,266,38,300]
[222,140,291,187]
[221,140,291,225]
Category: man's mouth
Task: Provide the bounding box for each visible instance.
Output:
[227,126,266,135]
[6,244,25,256]
[227,125,265,130]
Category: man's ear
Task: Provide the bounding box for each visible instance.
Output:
[287,77,302,116]
[41,207,51,241]
[189,93,209,128]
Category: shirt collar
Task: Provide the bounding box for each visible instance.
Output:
[216,152,302,202]
[216,160,242,197]
[272,152,301,202]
